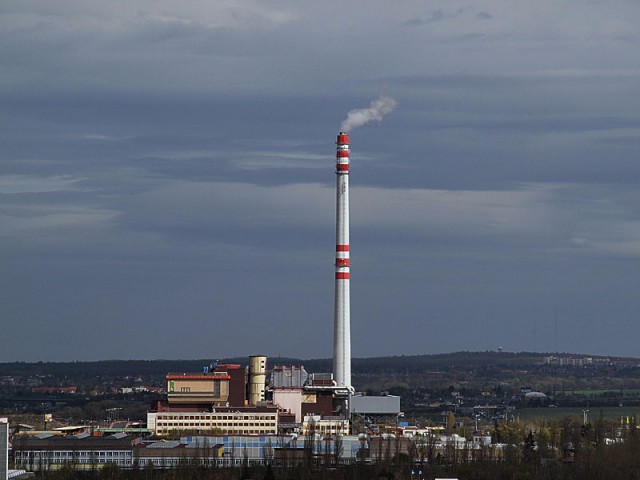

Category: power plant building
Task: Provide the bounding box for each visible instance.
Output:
[148,357,290,436]
[144,133,401,438]
[166,362,248,407]
[148,356,353,436]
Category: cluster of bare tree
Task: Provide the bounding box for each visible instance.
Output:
[21,414,640,480]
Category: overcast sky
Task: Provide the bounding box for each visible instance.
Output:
[2,1,640,362]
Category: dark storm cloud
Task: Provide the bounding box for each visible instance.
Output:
[1,1,640,361]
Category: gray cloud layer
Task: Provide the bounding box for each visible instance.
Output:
[1,1,639,361]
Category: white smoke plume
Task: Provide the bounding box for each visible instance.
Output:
[340,96,397,132]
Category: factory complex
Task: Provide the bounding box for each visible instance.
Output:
[146,355,371,438]
[7,132,409,473]
[141,133,383,439]
[10,355,404,470]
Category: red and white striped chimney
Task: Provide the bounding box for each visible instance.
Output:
[334,132,352,390]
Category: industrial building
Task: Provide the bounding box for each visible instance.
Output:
[12,432,371,469]
[147,355,355,437]
[147,356,289,436]
[161,356,266,408]
[144,133,400,438]
[12,433,135,470]
[147,409,280,436]
[147,354,399,438]
[12,429,500,471]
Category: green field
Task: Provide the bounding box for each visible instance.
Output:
[556,388,640,398]
[516,406,640,422]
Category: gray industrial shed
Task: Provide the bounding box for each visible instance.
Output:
[351,394,401,415]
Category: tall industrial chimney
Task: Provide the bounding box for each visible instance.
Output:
[333,132,352,390]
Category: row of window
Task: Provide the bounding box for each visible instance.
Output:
[157,429,274,436]
[15,455,132,465]
[142,458,266,467]
[158,421,275,427]
[158,414,275,421]
[16,451,131,458]
[19,458,132,465]
[305,426,348,434]
[17,456,268,467]
[15,454,268,468]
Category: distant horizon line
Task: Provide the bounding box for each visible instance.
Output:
[1,350,636,365]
